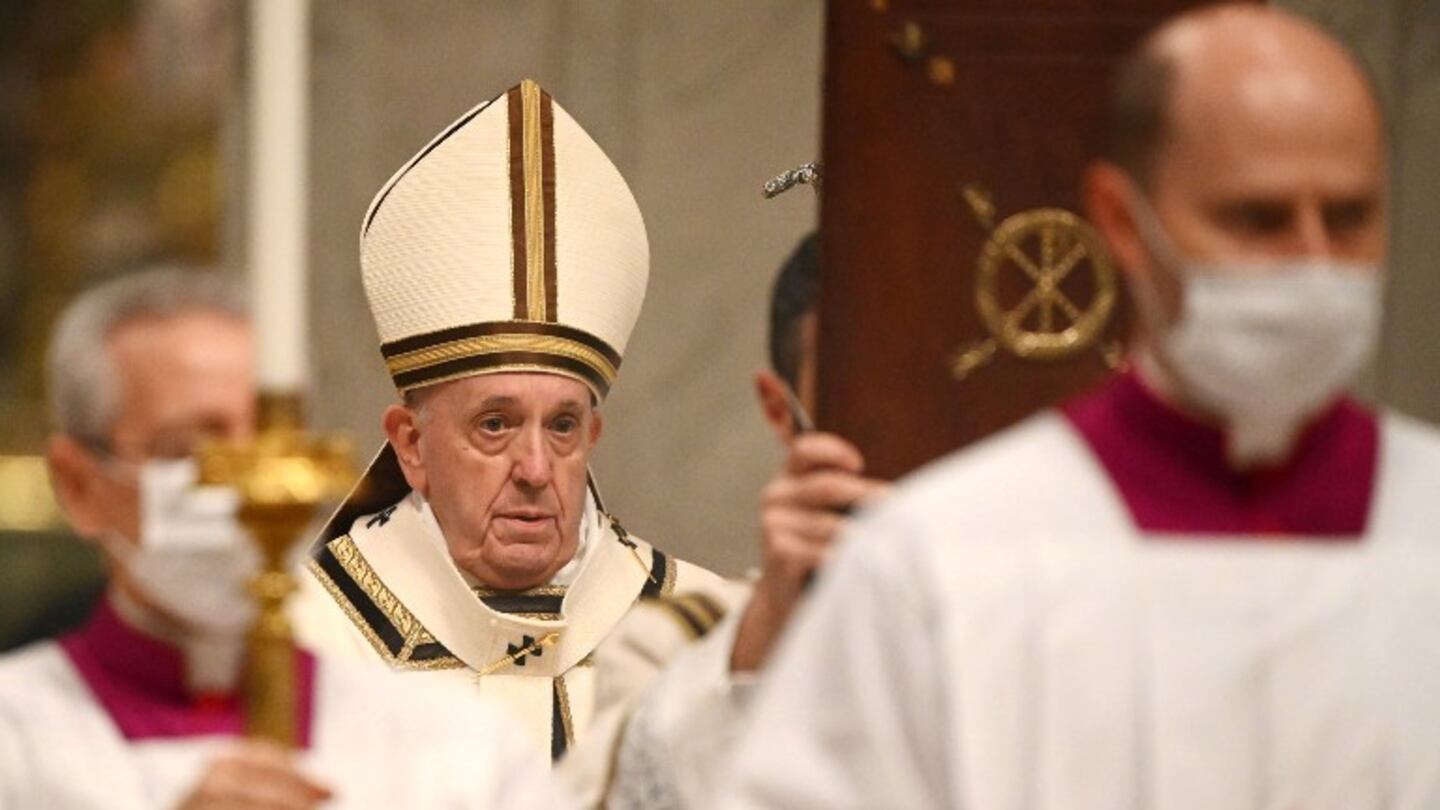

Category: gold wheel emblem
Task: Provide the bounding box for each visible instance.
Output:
[951,187,1121,380]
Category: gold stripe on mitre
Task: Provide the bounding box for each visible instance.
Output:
[521,80,548,321]
[386,333,617,380]
[508,79,557,324]
[381,316,624,399]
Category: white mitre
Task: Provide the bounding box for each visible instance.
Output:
[364,77,647,399]
[322,79,649,535]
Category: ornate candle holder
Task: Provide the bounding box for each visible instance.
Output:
[198,393,353,745]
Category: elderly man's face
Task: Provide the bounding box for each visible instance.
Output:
[49,312,256,545]
[389,373,601,591]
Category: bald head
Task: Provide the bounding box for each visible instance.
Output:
[1106,5,1384,192]
[1090,4,1388,291]
[1162,7,1383,196]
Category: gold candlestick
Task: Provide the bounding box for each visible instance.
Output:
[198,392,353,745]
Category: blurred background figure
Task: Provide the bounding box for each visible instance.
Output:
[43,268,255,640]
[0,268,565,809]
[0,1,233,653]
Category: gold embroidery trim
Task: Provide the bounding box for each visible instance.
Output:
[396,364,604,398]
[311,535,464,672]
[473,585,568,598]
[521,79,547,320]
[554,674,576,749]
[660,554,678,597]
[384,333,618,384]
[648,592,726,640]
[678,592,725,626]
[649,599,706,640]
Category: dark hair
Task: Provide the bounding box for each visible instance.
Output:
[1101,44,1177,188]
[768,232,821,389]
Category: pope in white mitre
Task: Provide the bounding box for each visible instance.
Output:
[720,6,1440,810]
[290,79,727,783]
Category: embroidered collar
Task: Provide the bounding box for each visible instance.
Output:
[308,494,673,676]
[1061,369,1378,537]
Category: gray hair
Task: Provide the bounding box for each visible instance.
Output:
[46,267,248,443]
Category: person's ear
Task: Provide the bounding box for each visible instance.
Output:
[46,434,106,539]
[753,370,798,446]
[382,404,427,493]
[1086,160,1184,334]
[1084,161,1154,287]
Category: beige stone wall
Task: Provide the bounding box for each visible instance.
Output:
[1277,0,1440,417]
[305,2,824,576]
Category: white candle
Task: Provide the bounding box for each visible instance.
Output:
[247,0,311,392]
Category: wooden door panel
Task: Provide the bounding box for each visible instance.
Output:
[816,0,1248,478]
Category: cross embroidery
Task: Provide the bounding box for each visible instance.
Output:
[366,505,397,529]
[507,635,544,667]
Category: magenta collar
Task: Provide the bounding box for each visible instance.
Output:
[1060,370,1378,537]
[59,600,316,745]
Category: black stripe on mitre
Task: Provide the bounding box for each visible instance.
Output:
[391,351,611,399]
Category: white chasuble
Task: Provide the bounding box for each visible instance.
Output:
[719,403,1440,810]
[293,491,727,772]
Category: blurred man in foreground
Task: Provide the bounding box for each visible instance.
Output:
[721,6,1440,808]
[0,269,560,808]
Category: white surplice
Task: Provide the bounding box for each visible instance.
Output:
[0,636,563,809]
[717,409,1440,810]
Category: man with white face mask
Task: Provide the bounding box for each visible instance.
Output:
[0,269,563,809]
[719,6,1440,809]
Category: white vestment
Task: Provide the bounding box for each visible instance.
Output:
[718,409,1440,810]
[591,581,756,809]
[0,635,562,809]
[291,491,728,803]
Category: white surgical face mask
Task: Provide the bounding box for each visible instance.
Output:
[1130,194,1383,465]
[105,459,259,638]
